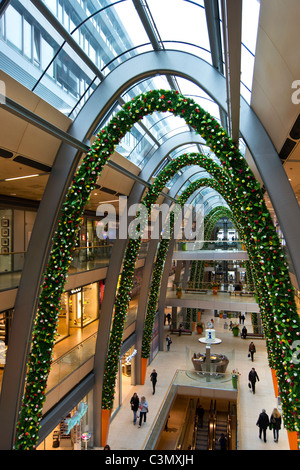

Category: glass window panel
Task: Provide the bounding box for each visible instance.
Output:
[33,27,41,65]
[43,0,57,15]
[66,0,151,76]
[5,5,22,50]
[242,0,260,54]
[41,37,54,77]
[241,45,255,92]
[23,19,32,59]
[147,0,211,54]
[34,42,96,115]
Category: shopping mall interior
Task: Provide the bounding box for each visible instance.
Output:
[0,0,300,453]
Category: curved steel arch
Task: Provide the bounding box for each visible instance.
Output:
[93,149,209,445]
[1,49,300,448]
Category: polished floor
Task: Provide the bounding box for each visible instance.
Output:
[106,310,290,451]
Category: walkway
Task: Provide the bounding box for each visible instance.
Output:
[107,310,290,451]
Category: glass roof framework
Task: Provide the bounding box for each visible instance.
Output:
[0,0,260,215]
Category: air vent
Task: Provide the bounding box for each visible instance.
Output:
[0,148,13,159]
[290,114,300,140]
[13,155,51,173]
[279,138,297,160]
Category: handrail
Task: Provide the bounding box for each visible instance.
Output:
[227,401,232,450]
[191,398,200,450]
[176,398,195,450]
[208,400,216,450]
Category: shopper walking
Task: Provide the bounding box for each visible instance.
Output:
[270,408,282,442]
[248,367,259,394]
[138,396,148,428]
[150,369,157,394]
[218,433,227,450]
[196,403,205,428]
[256,409,270,442]
[248,342,256,361]
[166,335,172,351]
[130,392,139,425]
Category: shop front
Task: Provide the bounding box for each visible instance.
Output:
[56,281,101,342]
[37,391,93,450]
[111,345,137,418]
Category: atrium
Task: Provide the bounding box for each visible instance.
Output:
[0,0,299,452]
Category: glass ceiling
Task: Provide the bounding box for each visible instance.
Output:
[0,0,260,214]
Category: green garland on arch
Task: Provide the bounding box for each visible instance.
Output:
[14,89,300,450]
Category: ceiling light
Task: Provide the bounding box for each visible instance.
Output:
[97,199,119,204]
[3,174,39,182]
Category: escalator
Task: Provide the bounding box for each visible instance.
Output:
[154,396,237,450]
[194,400,237,450]
[194,410,210,450]
[194,399,214,450]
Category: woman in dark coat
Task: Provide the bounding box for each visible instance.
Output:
[130,392,139,425]
[270,408,282,442]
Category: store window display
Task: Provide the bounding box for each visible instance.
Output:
[56,283,100,340]
[69,283,99,328]
[37,394,92,450]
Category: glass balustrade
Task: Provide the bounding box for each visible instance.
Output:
[175,240,245,252]
[46,332,97,394]
[0,241,149,291]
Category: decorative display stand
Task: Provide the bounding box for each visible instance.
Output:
[199,323,222,381]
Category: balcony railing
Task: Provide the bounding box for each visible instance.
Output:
[0,241,149,291]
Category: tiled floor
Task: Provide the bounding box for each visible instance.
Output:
[107,310,290,451]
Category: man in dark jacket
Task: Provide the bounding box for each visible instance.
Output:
[248,367,259,394]
[150,369,158,394]
[256,409,270,442]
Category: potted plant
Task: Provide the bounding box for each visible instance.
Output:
[210,282,219,295]
[232,323,240,337]
[176,286,182,299]
[231,369,241,389]
[196,322,204,334]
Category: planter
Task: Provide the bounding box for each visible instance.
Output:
[101,408,112,447]
[271,369,278,398]
[196,326,203,334]
[287,431,299,450]
[231,375,238,389]
[212,287,218,295]
[219,313,223,318]
[177,290,182,299]
[141,357,148,385]
[232,327,240,337]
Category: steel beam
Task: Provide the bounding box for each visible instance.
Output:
[220,0,242,143]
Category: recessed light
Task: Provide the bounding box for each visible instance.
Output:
[4,174,39,182]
